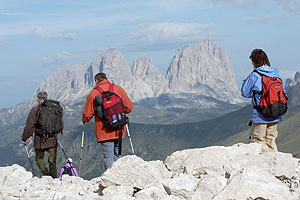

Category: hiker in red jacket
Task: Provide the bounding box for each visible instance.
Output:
[82,72,133,169]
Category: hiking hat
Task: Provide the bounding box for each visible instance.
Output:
[67,158,73,163]
[37,91,48,100]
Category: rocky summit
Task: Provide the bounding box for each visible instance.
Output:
[1,143,300,200]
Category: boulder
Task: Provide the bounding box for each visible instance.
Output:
[95,155,171,190]
[213,166,296,200]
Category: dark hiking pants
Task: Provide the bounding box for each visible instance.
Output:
[35,147,57,178]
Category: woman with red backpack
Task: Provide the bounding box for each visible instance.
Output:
[241,49,287,152]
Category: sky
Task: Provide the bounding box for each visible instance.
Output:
[0,0,299,109]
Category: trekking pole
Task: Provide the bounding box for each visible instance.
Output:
[79,124,85,176]
[24,143,35,176]
[126,124,135,154]
[248,119,252,142]
[57,138,69,160]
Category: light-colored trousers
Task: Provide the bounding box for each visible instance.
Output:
[100,139,120,170]
[251,122,279,152]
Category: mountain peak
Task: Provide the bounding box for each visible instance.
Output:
[132,54,156,77]
[286,71,300,106]
[166,40,243,104]
[295,71,300,82]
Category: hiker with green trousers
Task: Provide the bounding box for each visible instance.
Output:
[21,91,64,178]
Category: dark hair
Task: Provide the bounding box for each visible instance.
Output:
[94,73,107,82]
[249,49,270,68]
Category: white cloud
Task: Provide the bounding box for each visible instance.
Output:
[130,22,215,43]
[32,27,76,40]
[145,0,211,10]
[211,0,259,7]
[274,0,300,12]
[213,0,300,12]
[62,33,76,41]
[244,15,280,24]
[40,52,77,64]
[0,9,31,16]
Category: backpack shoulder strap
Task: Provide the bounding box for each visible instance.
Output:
[36,104,42,118]
[95,84,115,94]
[253,70,265,77]
[95,86,104,94]
[109,84,114,92]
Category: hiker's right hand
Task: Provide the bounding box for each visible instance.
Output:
[21,140,26,145]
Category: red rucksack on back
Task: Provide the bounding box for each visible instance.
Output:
[94,84,129,129]
[254,70,288,117]
[94,84,129,155]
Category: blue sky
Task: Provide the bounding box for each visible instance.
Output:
[0,0,299,108]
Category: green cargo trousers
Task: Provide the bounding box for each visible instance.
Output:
[35,147,57,178]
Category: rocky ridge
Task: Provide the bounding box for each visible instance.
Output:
[1,143,300,200]
[37,40,243,106]
[286,71,300,106]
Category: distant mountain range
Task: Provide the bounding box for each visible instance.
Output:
[0,39,245,136]
[37,39,243,106]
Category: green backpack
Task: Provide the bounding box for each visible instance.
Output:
[35,100,63,138]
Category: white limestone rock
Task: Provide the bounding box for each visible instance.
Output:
[1,143,300,200]
[96,155,172,190]
[163,196,182,200]
[194,172,227,199]
[102,185,134,196]
[213,166,296,200]
[164,146,230,177]
[223,145,298,179]
[164,143,263,177]
[0,164,32,198]
[134,185,168,200]
[162,174,199,200]
[0,164,100,200]
[99,194,134,200]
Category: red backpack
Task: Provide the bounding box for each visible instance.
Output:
[254,70,288,117]
[94,84,129,129]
